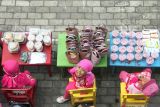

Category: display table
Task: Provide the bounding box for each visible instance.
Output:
[2,33,52,76]
[109,32,160,67]
[57,33,107,67]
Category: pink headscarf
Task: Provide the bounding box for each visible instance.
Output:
[77,59,93,72]
[1,60,36,88]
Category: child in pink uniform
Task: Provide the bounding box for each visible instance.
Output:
[1,60,36,88]
[119,68,152,94]
[56,59,95,103]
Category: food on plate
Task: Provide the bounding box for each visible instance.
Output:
[8,42,19,53]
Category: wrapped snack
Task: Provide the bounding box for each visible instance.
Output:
[119,54,126,62]
[127,46,134,53]
[136,32,143,39]
[121,31,128,38]
[135,53,143,61]
[146,57,154,65]
[128,39,136,46]
[121,38,128,45]
[136,39,143,46]
[135,46,143,53]
[129,31,136,38]
[40,29,51,36]
[28,34,36,41]
[151,51,159,59]
[8,42,20,53]
[26,41,35,52]
[111,45,118,52]
[127,53,134,62]
[113,38,120,45]
[36,34,43,42]
[110,53,118,62]
[112,30,119,38]
[43,35,51,46]
[119,46,126,53]
[3,32,14,44]
[29,28,40,35]
[143,51,150,58]
[34,41,43,52]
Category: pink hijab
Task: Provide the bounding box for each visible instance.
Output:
[1,60,36,88]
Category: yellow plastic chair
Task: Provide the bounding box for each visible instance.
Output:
[69,78,96,107]
[120,82,149,107]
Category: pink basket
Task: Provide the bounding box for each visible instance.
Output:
[142,79,159,97]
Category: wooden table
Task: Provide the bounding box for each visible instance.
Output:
[57,32,107,67]
[1,32,52,76]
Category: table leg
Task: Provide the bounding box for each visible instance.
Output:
[111,66,116,75]
[47,65,52,77]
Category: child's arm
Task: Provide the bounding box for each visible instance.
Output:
[86,72,95,88]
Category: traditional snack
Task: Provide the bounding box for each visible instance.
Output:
[135,53,143,61]
[112,30,119,38]
[111,53,118,61]
[14,32,26,43]
[3,32,14,44]
[127,46,134,53]
[36,34,43,42]
[26,41,35,52]
[119,46,126,53]
[111,45,118,52]
[34,41,43,52]
[27,34,36,41]
[43,35,51,46]
[113,38,120,45]
[8,42,19,53]
[119,54,126,62]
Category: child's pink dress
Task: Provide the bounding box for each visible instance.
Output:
[119,68,152,94]
[1,60,36,88]
[64,59,95,99]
